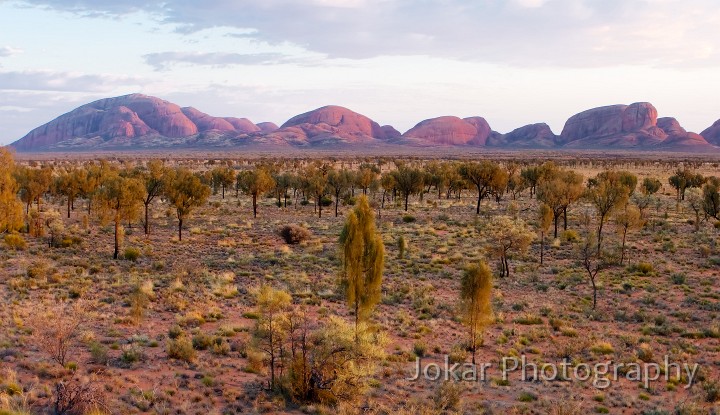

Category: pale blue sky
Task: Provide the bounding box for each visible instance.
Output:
[1,0,719,144]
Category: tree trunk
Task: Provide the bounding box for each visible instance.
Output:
[252,194,258,218]
[144,202,150,235]
[335,191,340,217]
[554,214,559,239]
[178,218,183,241]
[591,275,597,309]
[318,195,322,218]
[563,207,569,230]
[67,197,71,219]
[404,193,409,211]
[113,219,120,259]
[620,230,627,265]
[475,191,481,215]
[540,232,544,265]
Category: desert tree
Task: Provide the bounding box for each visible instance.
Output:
[614,205,643,265]
[339,195,385,340]
[618,171,638,196]
[0,148,24,233]
[303,165,330,218]
[211,165,236,199]
[327,168,353,217]
[520,166,542,198]
[96,173,145,259]
[685,188,704,231]
[134,159,168,235]
[586,171,632,255]
[379,172,395,209]
[507,172,528,200]
[459,161,503,214]
[537,169,584,236]
[578,231,602,309]
[391,166,424,211]
[273,172,294,208]
[252,285,292,389]
[460,261,493,364]
[669,168,704,202]
[631,193,654,221]
[237,166,276,218]
[78,161,112,215]
[702,178,720,220]
[164,168,211,241]
[54,167,83,218]
[538,204,553,265]
[641,177,662,195]
[484,216,535,278]
[356,163,379,195]
[489,167,509,203]
[15,165,53,214]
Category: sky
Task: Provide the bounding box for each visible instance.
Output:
[1,0,719,144]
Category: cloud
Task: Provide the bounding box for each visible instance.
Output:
[0,46,23,57]
[11,0,720,67]
[142,51,319,70]
[0,70,144,92]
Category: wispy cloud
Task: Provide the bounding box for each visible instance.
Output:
[12,0,720,67]
[142,51,319,70]
[0,46,23,57]
[0,70,143,92]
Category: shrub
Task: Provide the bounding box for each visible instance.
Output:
[561,230,579,242]
[704,380,720,402]
[671,273,686,285]
[590,342,615,355]
[192,333,214,350]
[433,381,462,411]
[402,215,416,223]
[123,247,141,262]
[4,233,26,250]
[168,325,183,339]
[413,341,427,358]
[629,262,654,275]
[279,224,311,245]
[320,196,333,207]
[167,336,196,362]
[89,342,109,365]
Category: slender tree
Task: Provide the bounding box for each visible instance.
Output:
[253,285,291,389]
[460,261,493,365]
[164,168,211,241]
[211,166,236,199]
[96,173,146,259]
[391,166,424,211]
[538,204,553,265]
[586,171,632,255]
[484,216,535,278]
[135,159,168,235]
[327,169,352,217]
[459,161,503,214]
[614,205,643,265]
[339,195,385,340]
[237,166,276,218]
[0,148,24,233]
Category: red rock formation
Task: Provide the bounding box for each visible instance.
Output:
[559,102,667,148]
[487,123,557,148]
[277,105,393,144]
[222,117,261,133]
[180,107,235,132]
[402,116,490,146]
[256,122,279,133]
[701,119,720,145]
[379,125,402,140]
[657,117,712,150]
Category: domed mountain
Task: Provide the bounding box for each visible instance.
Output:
[11,94,268,151]
[401,116,493,146]
[702,119,720,146]
[270,105,396,146]
[559,102,668,149]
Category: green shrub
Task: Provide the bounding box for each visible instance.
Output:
[629,262,654,275]
[413,341,427,358]
[279,224,311,244]
[192,333,214,350]
[671,273,686,285]
[168,325,183,339]
[4,233,26,250]
[123,247,141,262]
[402,215,416,223]
[561,230,579,242]
[167,336,196,362]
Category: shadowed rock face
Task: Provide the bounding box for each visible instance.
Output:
[402,116,490,146]
[559,102,667,148]
[658,117,712,149]
[221,117,261,134]
[488,123,557,148]
[256,122,279,133]
[702,120,720,145]
[280,105,392,140]
[181,107,236,132]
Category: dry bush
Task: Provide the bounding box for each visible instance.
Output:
[3,233,26,250]
[279,224,311,244]
[30,302,86,367]
[52,377,108,415]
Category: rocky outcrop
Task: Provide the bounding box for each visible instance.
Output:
[256,122,279,133]
[701,120,720,145]
[559,102,667,148]
[487,123,557,148]
[281,105,390,139]
[657,117,713,150]
[222,117,261,134]
[402,116,490,146]
[181,107,236,132]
